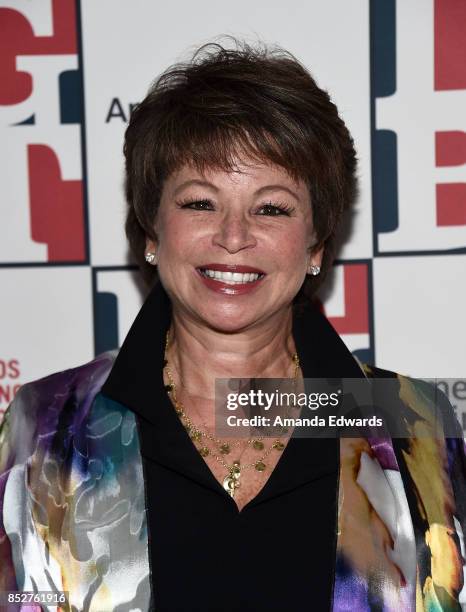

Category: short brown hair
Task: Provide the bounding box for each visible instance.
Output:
[124,38,358,306]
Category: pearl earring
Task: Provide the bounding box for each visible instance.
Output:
[145,252,157,264]
[309,265,320,276]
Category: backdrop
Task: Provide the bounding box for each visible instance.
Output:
[1,0,466,425]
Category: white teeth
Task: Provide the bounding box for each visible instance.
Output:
[200,269,262,284]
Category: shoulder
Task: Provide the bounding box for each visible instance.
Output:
[0,351,118,472]
[361,360,440,401]
[360,361,463,439]
[23,350,118,402]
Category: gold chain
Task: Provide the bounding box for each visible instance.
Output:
[163,329,300,498]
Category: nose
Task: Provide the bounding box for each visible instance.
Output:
[212,210,257,253]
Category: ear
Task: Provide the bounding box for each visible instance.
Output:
[144,236,158,265]
[306,243,324,275]
[145,236,157,253]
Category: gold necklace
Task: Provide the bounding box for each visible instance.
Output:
[163,330,300,498]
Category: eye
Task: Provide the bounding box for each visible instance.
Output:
[178,198,214,211]
[257,202,294,216]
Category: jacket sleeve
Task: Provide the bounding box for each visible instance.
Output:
[439,389,466,549]
[0,384,39,594]
[0,384,39,474]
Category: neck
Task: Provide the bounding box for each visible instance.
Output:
[165,306,297,401]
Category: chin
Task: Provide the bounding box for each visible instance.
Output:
[195,304,264,334]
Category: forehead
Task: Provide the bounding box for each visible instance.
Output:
[163,159,309,198]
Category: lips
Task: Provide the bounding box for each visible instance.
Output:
[195,263,266,295]
[197,263,265,274]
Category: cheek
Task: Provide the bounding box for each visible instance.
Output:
[158,214,199,253]
[266,228,310,265]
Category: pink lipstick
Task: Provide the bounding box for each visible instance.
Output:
[196,263,266,295]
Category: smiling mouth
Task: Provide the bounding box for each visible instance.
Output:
[197,268,266,285]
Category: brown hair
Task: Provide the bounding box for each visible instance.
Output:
[124,38,358,306]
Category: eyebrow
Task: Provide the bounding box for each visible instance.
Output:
[173,179,300,201]
[173,179,219,196]
[254,184,300,202]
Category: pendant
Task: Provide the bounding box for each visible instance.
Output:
[222,462,241,498]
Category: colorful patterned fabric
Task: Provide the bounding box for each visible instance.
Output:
[0,353,150,612]
[334,366,466,612]
[1,356,465,611]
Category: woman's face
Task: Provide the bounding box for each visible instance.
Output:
[147,158,322,332]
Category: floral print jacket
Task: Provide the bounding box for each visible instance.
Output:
[1,346,466,610]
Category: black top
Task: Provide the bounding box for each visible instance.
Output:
[102,283,364,612]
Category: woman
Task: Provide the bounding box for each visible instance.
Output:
[1,40,466,612]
